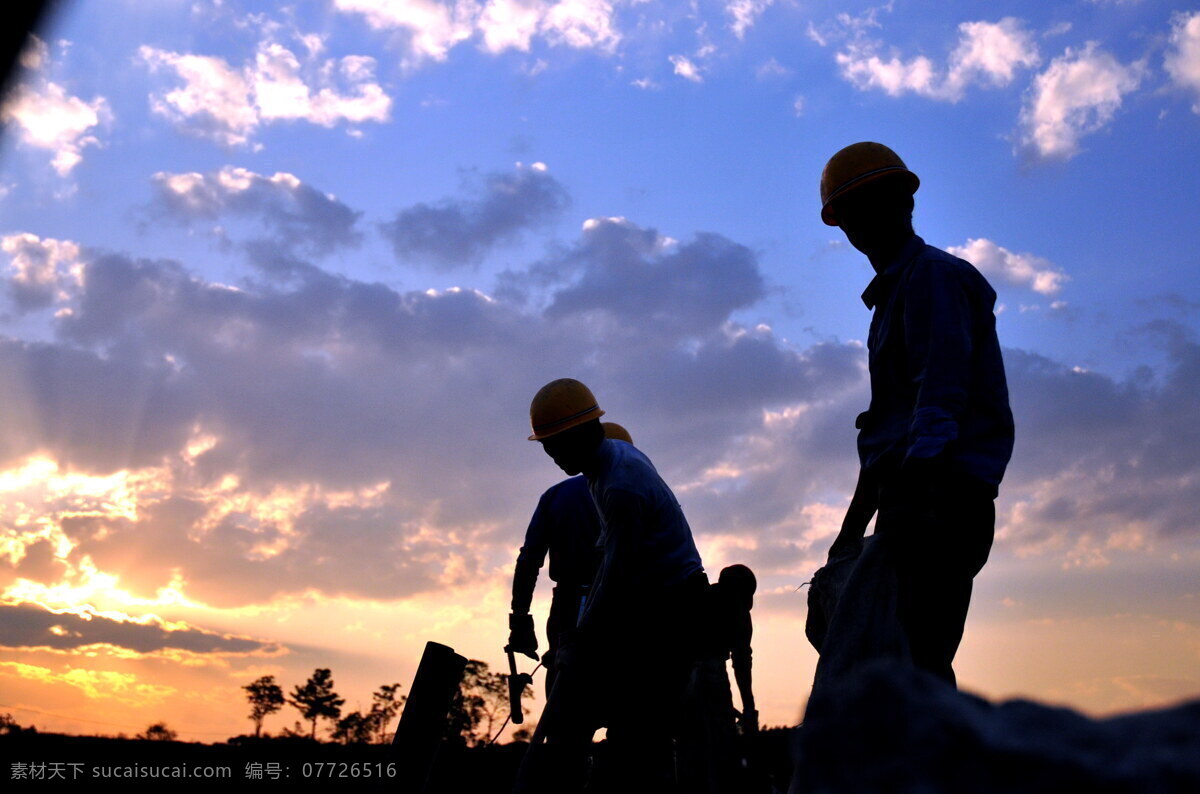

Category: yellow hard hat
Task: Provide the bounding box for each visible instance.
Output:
[820,142,919,226]
[528,378,606,441]
[602,422,633,445]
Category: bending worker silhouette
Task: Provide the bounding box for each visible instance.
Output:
[513,379,707,794]
[817,142,1014,686]
[682,564,758,794]
[508,421,635,699]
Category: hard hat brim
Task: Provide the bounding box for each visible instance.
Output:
[821,168,919,226]
[528,406,606,441]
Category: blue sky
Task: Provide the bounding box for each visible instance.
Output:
[0,0,1198,740]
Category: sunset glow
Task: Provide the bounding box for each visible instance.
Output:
[0,0,1198,745]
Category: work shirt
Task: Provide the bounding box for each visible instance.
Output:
[857,235,1014,488]
[579,439,705,637]
[510,475,603,616]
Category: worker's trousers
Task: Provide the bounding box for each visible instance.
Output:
[874,468,995,686]
[513,574,706,794]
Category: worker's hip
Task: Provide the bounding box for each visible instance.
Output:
[874,468,995,579]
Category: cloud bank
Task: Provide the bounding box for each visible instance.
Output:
[139,37,390,147]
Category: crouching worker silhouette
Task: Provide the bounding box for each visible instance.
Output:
[513,379,707,794]
[508,422,636,700]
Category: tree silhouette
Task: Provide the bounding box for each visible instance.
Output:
[332,711,374,744]
[288,668,345,740]
[138,722,177,741]
[242,675,286,738]
[446,660,532,746]
[369,682,405,744]
[330,682,405,744]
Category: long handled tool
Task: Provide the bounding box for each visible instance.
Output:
[505,645,535,724]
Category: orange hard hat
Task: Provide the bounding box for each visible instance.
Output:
[528,379,605,441]
[820,142,919,226]
[602,421,633,445]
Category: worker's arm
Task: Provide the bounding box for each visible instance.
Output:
[829,466,877,560]
[509,490,553,659]
[731,611,757,732]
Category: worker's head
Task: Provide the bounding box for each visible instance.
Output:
[820,142,918,258]
[719,564,757,610]
[529,378,606,475]
[602,421,633,445]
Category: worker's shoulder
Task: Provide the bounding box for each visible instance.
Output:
[542,475,589,501]
[910,242,996,295]
[595,440,662,493]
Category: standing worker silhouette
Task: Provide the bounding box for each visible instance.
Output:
[513,379,707,794]
[817,142,1014,686]
[508,422,635,699]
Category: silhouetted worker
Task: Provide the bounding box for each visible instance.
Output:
[513,379,707,794]
[709,564,757,733]
[818,142,1014,686]
[508,422,635,699]
[683,564,759,793]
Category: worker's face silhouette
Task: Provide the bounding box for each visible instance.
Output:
[832,179,914,262]
[540,420,604,476]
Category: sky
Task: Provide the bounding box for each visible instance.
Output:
[0,0,1198,743]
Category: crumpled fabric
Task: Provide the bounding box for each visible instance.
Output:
[807,533,911,697]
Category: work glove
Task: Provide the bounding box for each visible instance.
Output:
[739,707,759,734]
[507,613,539,661]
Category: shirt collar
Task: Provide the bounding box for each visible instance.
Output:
[860,235,925,309]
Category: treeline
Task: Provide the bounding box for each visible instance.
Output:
[241,659,532,746]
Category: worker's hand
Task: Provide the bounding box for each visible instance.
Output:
[739,708,759,734]
[507,613,539,661]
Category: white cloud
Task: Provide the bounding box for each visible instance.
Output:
[333,0,477,62]
[540,0,619,52]
[1164,11,1200,114]
[835,18,1039,102]
[139,38,391,147]
[756,57,789,79]
[1018,42,1145,160]
[806,21,828,47]
[335,0,619,62]
[727,0,773,40]
[945,19,1041,94]
[478,0,547,53]
[792,95,805,116]
[836,45,938,97]
[1,233,83,310]
[139,47,259,146]
[253,45,390,125]
[669,54,703,83]
[0,38,109,176]
[947,238,1068,296]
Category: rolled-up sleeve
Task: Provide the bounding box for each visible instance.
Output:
[511,491,553,614]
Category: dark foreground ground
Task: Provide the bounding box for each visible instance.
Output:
[0,730,791,792]
[7,665,1200,793]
